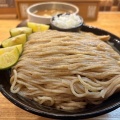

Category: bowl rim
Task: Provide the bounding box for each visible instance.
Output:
[26,2,79,19]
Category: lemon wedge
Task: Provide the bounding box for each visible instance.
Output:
[0,47,19,70]
[0,44,23,55]
[10,27,32,37]
[1,34,27,48]
[27,22,50,32]
[15,44,23,55]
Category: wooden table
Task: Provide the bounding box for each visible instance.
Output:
[0,12,120,120]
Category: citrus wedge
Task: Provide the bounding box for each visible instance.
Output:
[10,27,32,37]
[0,44,23,55]
[27,22,50,32]
[15,44,23,55]
[0,47,19,70]
[1,34,27,48]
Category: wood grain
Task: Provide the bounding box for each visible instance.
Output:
[0,12,120,120]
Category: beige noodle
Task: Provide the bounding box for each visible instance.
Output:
[10,30,120,111]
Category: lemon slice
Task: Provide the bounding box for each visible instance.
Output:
[10,27,32,37]
[27,22,50,32]
[1,34,27,48]
[0,47,19,70]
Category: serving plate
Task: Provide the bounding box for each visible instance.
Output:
[0,21,120,119]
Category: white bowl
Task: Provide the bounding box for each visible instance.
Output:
[27,2,79,24]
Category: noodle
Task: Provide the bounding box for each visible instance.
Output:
[10,30,120,111]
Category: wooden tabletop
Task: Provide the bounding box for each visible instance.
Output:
[0,12,120,120]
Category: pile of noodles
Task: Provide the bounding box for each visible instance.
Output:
[10,30,120,111]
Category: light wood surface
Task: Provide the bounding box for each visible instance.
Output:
[0,12,120,120]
